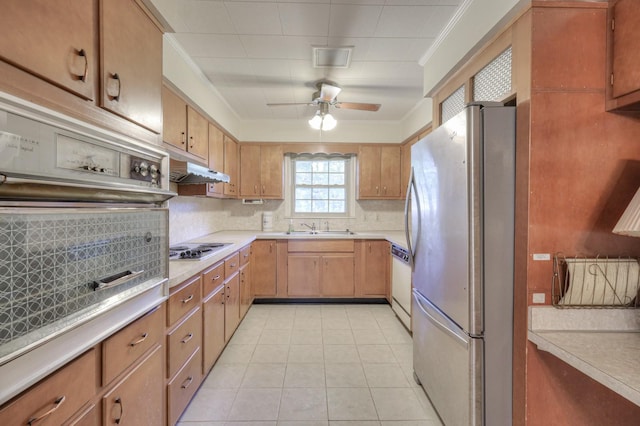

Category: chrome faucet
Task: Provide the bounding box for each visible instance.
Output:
[301,222,316,232]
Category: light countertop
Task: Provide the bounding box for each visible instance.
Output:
[168,230,408,289]
[528,306,640,406]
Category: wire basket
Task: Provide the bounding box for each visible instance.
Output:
[552,254,640,308]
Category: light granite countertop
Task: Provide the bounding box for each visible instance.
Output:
[168,230,408,289]
[528,306,640,406]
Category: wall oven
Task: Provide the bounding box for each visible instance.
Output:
[0,92,174,404]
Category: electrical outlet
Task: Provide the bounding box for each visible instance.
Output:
[532,293,545,304]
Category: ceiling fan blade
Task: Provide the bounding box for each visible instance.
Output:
[267,102,315,107]
[319,83,342,102]
[335,102,381,112]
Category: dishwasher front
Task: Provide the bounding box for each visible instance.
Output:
[391,243,412,330]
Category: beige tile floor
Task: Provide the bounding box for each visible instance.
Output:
[178,303,443,426]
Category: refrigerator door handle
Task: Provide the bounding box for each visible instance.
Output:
[404,166,419,263]
[413,291,469,348]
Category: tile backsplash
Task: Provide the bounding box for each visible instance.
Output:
[169,194,405,244]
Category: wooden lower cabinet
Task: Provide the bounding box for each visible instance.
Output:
[202,285,225,374]
[287,254,321,296]
[0,349,97,426]
[322,254,355,296]
[355,240,390,298]
[252,240,277,297]
[239,262,252,318]
[167,308,202,379]
[224,273,241,341]
[102,345,163,426]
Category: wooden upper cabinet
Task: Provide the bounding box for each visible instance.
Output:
[239,145,283,199]
[240,145,261,197]
[607,0,640,111]
[358,145,402,199]
[0,0,97,101]
[186,106,209,160]
[224,137,238,197]
[162,86,187,150]
[207,123,226,197]
[100,0,163,133]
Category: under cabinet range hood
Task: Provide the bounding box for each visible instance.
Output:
[0,92,176,204]
[169,160,230,185]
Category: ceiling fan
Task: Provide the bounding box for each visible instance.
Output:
[266,81,381,112]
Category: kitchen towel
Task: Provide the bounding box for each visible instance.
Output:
[560,258,640,306]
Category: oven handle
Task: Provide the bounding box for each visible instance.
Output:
[91,269,145,291]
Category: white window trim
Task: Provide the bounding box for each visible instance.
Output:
[284,154,356,219]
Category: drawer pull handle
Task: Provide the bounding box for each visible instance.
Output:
[181,333,194,344]
[213,274,221,281]
[129,332,148,347]
[243,253,249,258]
[181,294,194,304]
[230,263,236,267]
[181,376,194,389]
[114,397,124,424]
[27,395,66,425]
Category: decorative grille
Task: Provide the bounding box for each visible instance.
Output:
[441,85,466,124]
[473,46,512,102]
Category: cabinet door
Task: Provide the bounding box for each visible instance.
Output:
[252,240,277,297]
[361,241,389,297]
[100,0,162,133]
[224,137,238,197]
[103,345,163,426]
[358,146,381,197]
[202,286,225,374]
[0,0,96,100]
[322,254,355,296]
[239,145,262,197]
[207,123,225,197]
[287,254,321,296]
[224,274,240,341]
[380,146,401,197]
[0,350,97,426]
[162,86,187,150]
[186,106,208,160]
[239,263,252,319]
[260,145,284,198]
[611,0,640,99]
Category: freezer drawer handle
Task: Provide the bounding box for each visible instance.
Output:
[413,292,468,349]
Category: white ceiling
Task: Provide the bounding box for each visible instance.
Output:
[149,0,462,124]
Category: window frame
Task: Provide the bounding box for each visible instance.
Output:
[284,153,356,219]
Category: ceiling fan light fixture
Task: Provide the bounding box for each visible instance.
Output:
[308,110,337,131]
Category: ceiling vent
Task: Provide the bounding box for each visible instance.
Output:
[312,46,353,68]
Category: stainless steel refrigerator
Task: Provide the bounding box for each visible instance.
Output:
[405,103,515,426]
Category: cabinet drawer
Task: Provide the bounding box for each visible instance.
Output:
[239,245,251,266]
[168,275,202,327]
[225,252,240,278]
[203,261,225,297]
[167,307,202,379]
[0,349,97,426]
[102,305,164,386]
[167,349,202,426]
[288,239,354,253]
